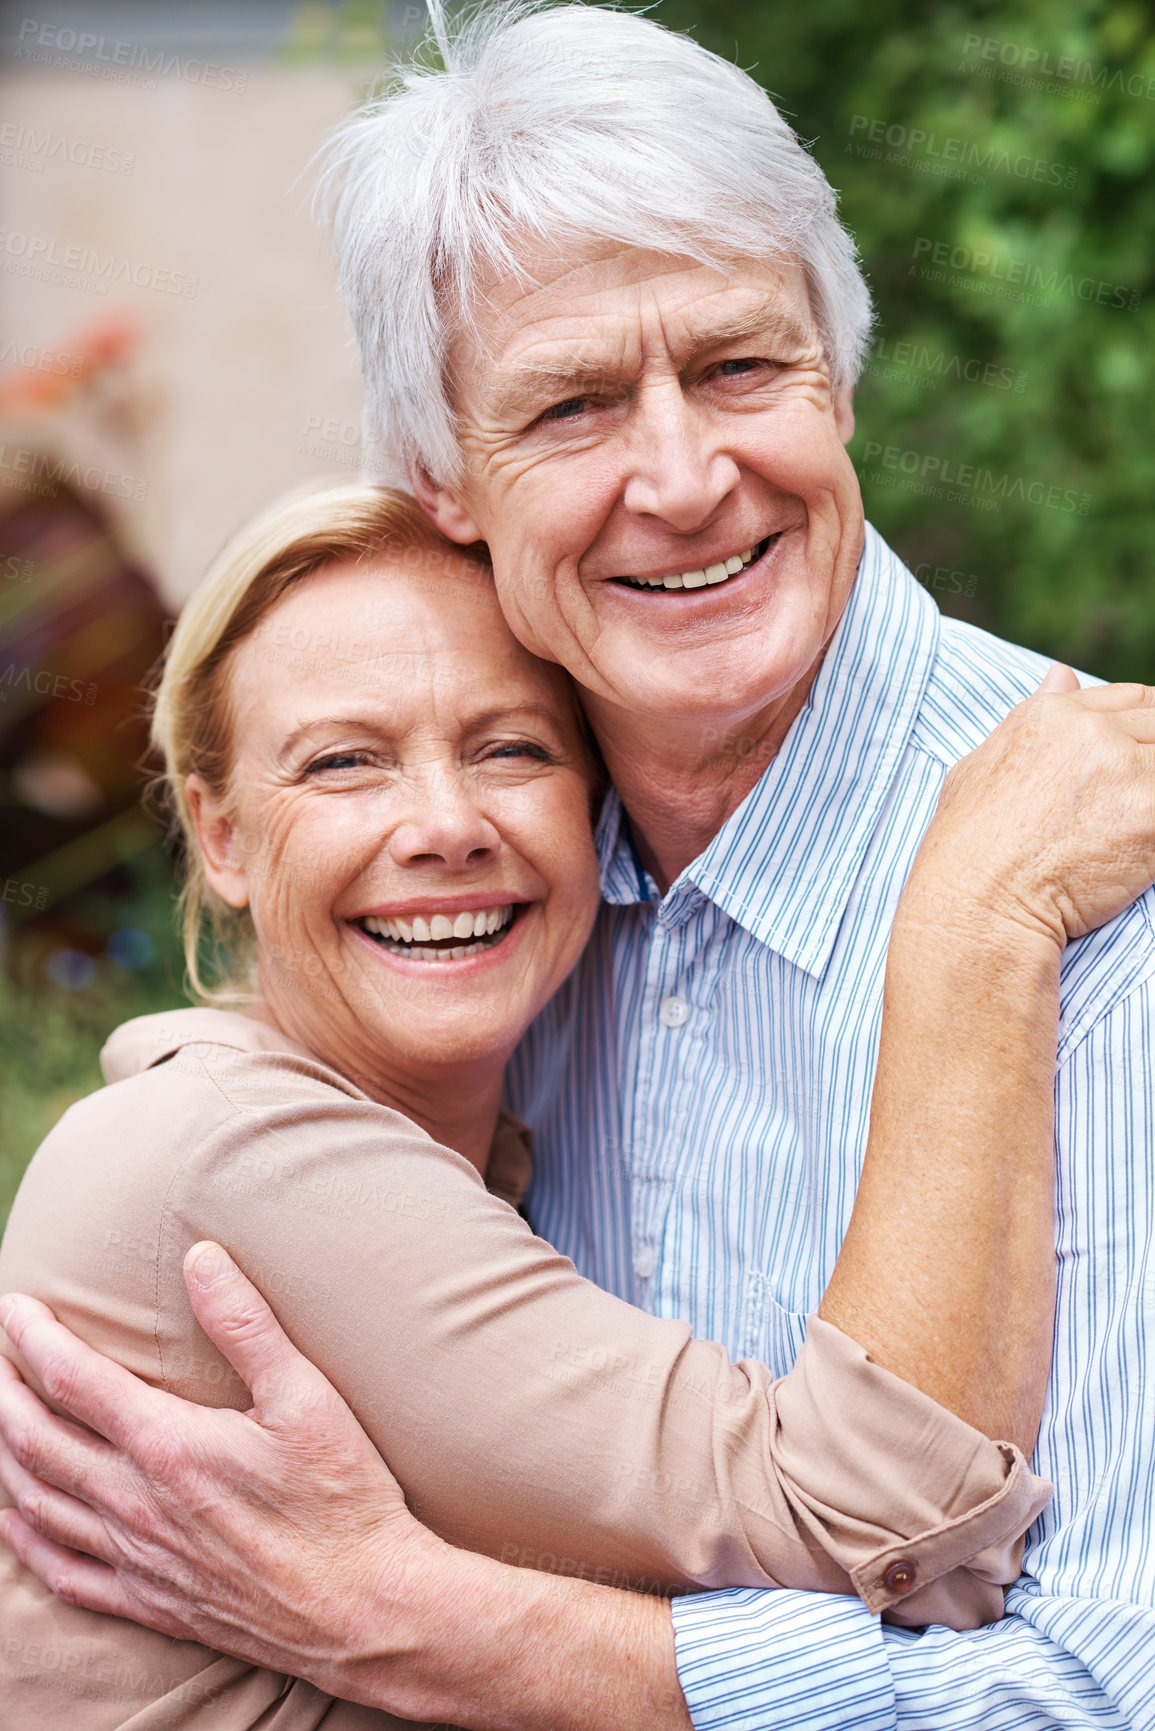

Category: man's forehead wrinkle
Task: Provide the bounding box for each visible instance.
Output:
[492,291,811,403]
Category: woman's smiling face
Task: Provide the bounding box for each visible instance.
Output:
[189,549,601,1088]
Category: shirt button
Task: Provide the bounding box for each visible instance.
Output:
[633,1245,655,1280]
[883,1560,918,1596]
[658,994,690,1028]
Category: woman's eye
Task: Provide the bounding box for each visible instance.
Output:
[485,741,552,763]
[716,358,761,376]
[306,752,368,774]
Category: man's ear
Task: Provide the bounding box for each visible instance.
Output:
[186,774,250,910]
[833,387,855,445]
[409,462,485,545]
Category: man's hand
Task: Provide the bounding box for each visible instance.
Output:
[0,1242,442,1700]
[0,1245,690,1731]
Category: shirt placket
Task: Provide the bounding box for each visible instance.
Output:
[624,887,721,1315]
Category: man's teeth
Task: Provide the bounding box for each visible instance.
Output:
[359,905,515,960]
[623,545,760,591]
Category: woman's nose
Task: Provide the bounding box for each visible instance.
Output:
[386,779,501,871]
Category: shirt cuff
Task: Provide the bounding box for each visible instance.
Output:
[671,1587,896,1731]
[779,1318,1052,1627]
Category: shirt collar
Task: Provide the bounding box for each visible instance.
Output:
[596,525,941,976]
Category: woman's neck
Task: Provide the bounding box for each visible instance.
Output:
[246,995,506,1181]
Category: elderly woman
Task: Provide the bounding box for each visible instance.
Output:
[1,479,1153,1729]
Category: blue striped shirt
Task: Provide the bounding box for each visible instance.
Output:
[506,523,1155,1730]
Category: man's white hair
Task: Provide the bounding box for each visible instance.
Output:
[321,0,872,489]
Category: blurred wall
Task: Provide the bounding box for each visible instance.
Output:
[1,30,374,606]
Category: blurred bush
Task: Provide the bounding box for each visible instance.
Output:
[0,840,186,1225]
[662,0,1154,676]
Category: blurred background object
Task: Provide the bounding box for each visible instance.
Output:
[1,0,1152,1221]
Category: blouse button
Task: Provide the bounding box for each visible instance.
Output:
[883,1560,918,1595]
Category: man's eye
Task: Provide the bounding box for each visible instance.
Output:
[716,358,761,376]
[542,397,590,422]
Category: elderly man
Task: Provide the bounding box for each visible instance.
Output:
[2,5,1154,1728]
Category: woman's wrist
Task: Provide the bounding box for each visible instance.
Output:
[894,851,1069,962]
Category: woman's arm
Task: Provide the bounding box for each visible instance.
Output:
[824,673,1155,1455]
[819,889,1059,1456]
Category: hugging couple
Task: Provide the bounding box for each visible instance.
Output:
[1,7,1154,1729]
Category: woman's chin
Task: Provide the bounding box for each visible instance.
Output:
[336,920,541,1059]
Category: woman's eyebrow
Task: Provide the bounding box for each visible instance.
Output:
[464,702,564,732]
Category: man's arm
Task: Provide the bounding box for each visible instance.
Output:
[0,1246,690,1731]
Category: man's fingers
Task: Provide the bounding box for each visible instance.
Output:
[183,1243,331,1422]
[0,1433,117,1563]
[0,1507,133,1620]
[0,1294,175,1456]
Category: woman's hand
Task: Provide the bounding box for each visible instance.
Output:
[909,667,1155,950]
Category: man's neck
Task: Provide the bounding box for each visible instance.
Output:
[588,662,823,894]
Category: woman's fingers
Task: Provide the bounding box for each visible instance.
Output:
[1044,680,1155,711]
[1035,663,1079,694]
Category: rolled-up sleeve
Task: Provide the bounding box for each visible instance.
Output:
[152,1058,1047,1630]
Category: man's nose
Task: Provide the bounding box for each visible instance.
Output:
[621,384,740,532]
[386,775,501,871]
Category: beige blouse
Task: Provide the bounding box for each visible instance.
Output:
[0,1009,1050,1729]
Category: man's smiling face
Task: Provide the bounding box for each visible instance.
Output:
[420,241,866,740]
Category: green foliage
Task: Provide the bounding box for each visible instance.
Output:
[657,0,1155,677]
[0,842,188,1229]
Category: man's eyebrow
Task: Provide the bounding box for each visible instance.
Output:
[493,296,814,415]
[696,295,814,352]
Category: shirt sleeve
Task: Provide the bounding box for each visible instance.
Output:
[671,1586,1149,1731]
[151,1054,1046,1626]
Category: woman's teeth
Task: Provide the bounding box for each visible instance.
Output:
[358,904,515,961]
[620,540,765,592]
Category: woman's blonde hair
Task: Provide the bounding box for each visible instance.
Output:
[151,482,480,1002]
